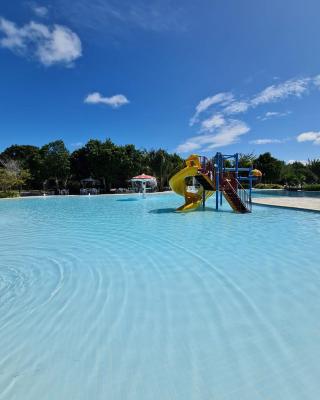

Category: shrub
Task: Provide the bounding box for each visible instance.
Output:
[254,183,284,189]
[303,184,320,191]
[0,191,20,198]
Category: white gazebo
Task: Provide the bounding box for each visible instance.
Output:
[130,173,157,194]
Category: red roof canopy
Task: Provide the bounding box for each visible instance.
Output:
[132,173,156,180]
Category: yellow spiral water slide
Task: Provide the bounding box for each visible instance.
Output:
[169,155,215,211]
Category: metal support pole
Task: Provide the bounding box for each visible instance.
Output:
[202,189,206,209]
[215,153,220,210]
[235,153,239,193]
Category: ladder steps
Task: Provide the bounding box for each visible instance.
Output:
[223,187,250,213]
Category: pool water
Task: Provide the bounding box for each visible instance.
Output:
[253,189,320,198]
[0,194,319,400]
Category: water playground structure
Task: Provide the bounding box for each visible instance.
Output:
[169,153,262,213]
[130,173,157,195]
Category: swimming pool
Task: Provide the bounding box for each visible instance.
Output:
[253,189,320,198]
[0,194,319,400]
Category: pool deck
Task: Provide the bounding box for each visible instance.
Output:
[253,197,320,213]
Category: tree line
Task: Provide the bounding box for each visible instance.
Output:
[0,139,319,195]
[238,152,320,189]
[0,139,184,194]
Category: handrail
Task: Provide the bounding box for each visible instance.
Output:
[236,179,252,212]
[224,178,252,212]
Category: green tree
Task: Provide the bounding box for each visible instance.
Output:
[113,144,145,187]
[0,158,31,192]
[307,159,320,182]
[281,162,317,187]
[147,149,183,190]
[1,145,42,188]
[255,152,284,183]
[40,140,70,190]
[84,139,117,191]
[239,152,256,168]
[70,146,90,181]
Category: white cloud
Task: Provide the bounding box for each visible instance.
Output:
[177,120,249,153]
[31,4,49,18]
[223,101,249,114]
[37,25,82,66]
[249,138,283,145]
[251,78,309,107]
[297,131,320,145]
[55,0,188,35]
[0,18,25,49]
[287,159,307,165]
[258,110,291,121]
[196,92,233,114]
[71,142,84,148]
[84,92,129,108]
[205,120,250,149]
[180,74,320,153]
[313,75,320,88]
[176,141,201,153]
[191,77,311,121]
[264,112,281,118]
[201,114,225,132]
[221,78,309,118]
[190,92,233,125]
[0,17,82,67]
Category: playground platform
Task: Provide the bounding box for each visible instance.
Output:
[253,197,320,213]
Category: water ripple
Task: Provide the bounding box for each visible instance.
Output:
[0,195,319,399]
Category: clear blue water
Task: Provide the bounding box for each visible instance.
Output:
[0,194,319,400]
[253,189,320,198]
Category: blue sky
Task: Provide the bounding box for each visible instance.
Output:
[1,0,320,162]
